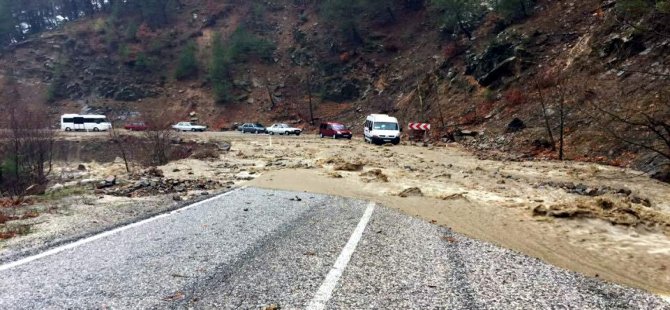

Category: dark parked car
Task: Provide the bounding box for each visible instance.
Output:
[123,121,148,131]
[319,122,352,139]
[240,123,267,134]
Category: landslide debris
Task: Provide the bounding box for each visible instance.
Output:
[318,157,365,172]
[360,169,389,183]
[398,187,424,198]
[532,197,670,235]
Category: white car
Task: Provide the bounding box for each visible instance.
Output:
[172,122,207,132]
[267,123,302,136]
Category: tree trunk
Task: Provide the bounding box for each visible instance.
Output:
[386,7,396,23]
[536,83,556,149]
[266,83,276,111]
[307,74,315,125]
[559,99,565,160]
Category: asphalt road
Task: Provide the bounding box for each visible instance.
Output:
[0,187,667,309]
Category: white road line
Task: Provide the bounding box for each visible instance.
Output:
[306,202,376,310]
[0,186,247,273]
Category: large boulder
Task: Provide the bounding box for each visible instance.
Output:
[506,118,526,133]
[651,165,670,183]
[465,32,531,87]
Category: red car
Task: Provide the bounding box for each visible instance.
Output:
[124,121,148,131]
[319,122,352,139]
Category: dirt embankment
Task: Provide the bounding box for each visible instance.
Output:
[2,132,670,296]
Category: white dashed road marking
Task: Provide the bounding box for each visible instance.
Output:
[306,202,376,310]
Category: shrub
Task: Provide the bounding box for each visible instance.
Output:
[658,1,670,13]
[616,0,655,17]
[504,88,526,106]
[481,88,497,102]
[135,53,157,72]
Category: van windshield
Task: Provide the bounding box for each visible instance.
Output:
[331,124,346,130]
[373,122,398,130]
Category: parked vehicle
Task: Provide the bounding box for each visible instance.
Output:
[319,122,352,139]
[172,122,207,132]
[61,114,112,132]
[123,121,148,131]
[240,123,267,134]
[267,123,302,136]
[363,114,401,145]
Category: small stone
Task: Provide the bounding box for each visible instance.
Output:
[47,183,64,193]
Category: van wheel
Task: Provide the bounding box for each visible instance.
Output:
[332,135,337,139]
[65,127,72,132]
[319,133,324,138]
[270,132,275,135]
[93,127,100,132]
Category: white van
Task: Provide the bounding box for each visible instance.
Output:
[61,114,112,132]
[364,114,401,145]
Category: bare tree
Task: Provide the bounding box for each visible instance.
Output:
[532,70,579,160]
[535,81,556,151]
[1,105,55,197]
[107,114,132,173]
[591,88,670,162]
[306,73,315,126]
[141,108,178,166]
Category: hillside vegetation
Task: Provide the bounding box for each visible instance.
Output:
[0,0,669,179]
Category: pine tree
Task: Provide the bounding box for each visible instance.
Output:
[0,0,16,44]
[210,33,232,104]
[175,42,198,80]
[431,0,482,39]
[495,0,534,21]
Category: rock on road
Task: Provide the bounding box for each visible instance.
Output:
[0,187,667,309]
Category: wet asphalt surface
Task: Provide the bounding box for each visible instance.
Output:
[0,187,668,309]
